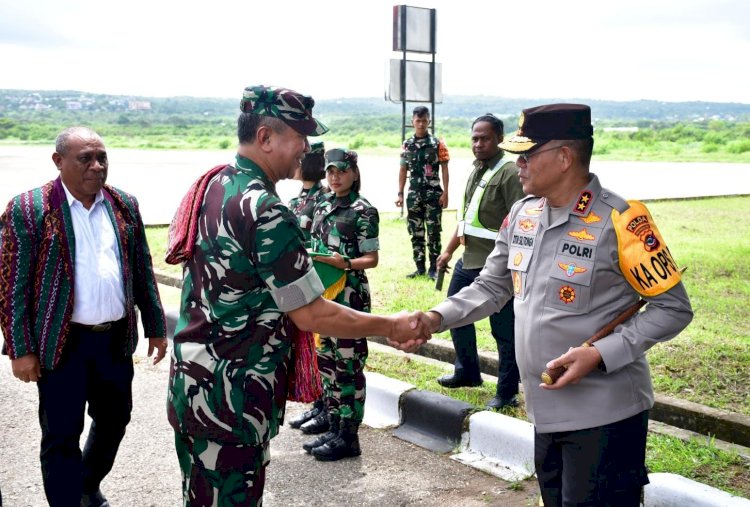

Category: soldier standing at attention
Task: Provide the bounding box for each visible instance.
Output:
[302,148,379,461]
[395,105,450,280]
[435,114,526,410]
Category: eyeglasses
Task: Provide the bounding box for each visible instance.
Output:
[517,144,566,164]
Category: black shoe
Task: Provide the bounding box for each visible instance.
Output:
[437,373,483,389]
[81,489,109,507]
[312,420,361,462]
[289,399,324,429]
[427,268,437,281]
[406,269,426,279]
[303,414,340,453]
[486,395,519,410]
[300,411,329,434]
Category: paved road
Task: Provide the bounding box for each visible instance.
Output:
[1,146,748,225]
[0,340,539,507]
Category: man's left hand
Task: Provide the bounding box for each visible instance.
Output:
[148,337,168,365]
[540,345,602,390]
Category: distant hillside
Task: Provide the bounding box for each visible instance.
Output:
[2,89,749,123]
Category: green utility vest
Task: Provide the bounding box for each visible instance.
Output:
[458,159,505,240]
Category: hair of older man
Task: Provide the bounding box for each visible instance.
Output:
[566,138,595,168]
[237,113,288,144]
[55,127,101,155]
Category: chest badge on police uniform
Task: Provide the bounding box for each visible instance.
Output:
[579,210,601,224]
[568,228,596,241]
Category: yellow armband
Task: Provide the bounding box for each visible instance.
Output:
[612,200,682,297]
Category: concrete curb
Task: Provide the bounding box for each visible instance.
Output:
[363,371,414,428]
[392,389,473,454]
[362,373,750,506]
[367,335,750,448]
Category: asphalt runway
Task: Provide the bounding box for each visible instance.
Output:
[1,145,749,225]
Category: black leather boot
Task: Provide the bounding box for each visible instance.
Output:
[311,418,361,461]
[302,414,339,453]
[289,399,324,429]
[299,408,330,434]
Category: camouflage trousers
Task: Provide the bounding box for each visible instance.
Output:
[406,191,443,269]
[174,433,269,507]
[317,336,369,422]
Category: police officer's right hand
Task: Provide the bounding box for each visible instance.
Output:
[395,195,403,207]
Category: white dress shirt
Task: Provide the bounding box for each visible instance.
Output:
[62,183,126,325]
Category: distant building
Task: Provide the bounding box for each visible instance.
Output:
[128,101,152,111]
[67,101,82,110]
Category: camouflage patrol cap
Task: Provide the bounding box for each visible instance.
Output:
[499,103,593,153]
[240,85,329,136]
[309,142,325,155]
[325,148,358,170]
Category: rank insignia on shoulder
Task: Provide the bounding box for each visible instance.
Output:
[573,191,593,214]
[579,210,601,224]
[568,228,596,241]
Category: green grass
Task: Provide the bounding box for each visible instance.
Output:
[365,349,750,499]
[147,195,750,416]
[145,195,750,498]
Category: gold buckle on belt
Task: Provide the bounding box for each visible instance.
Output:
[90,323,112,332]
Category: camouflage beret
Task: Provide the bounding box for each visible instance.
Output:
[240,85,329,136]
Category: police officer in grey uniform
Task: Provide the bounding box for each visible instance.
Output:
[411,104,693,506]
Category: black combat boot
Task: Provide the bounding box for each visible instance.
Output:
[289,399,324,429]
[300,408,330,434]
[406,262,426,279]
[311,418,361,461]
[302,413,340,453]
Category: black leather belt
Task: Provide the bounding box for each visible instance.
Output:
[70,318,126,332]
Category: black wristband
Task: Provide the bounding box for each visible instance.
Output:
[397,192,404,196]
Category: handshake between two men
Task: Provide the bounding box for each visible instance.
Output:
[385,310,442,353]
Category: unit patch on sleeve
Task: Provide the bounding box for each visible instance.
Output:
[613,200,682,297]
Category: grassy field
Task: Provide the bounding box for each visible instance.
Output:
[145,195,750,498]
[148,195,750,415]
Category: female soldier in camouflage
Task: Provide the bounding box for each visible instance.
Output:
[287,142,331,431]
[302,148,380,461]
[288,141,328,249]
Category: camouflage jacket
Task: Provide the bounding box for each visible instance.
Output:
[288,181,328,248]
[400,134,449,196]
[310,191,379,313]
[167,154,324,445]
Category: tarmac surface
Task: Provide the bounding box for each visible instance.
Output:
[1,145,749,225]
[0,339,539,507]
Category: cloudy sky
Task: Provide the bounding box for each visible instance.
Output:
[1,0,749,103]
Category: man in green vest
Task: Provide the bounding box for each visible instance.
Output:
[435,113,526,409]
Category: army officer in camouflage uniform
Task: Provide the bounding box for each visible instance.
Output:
[166,86,427,507]
[301,149,379,461]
